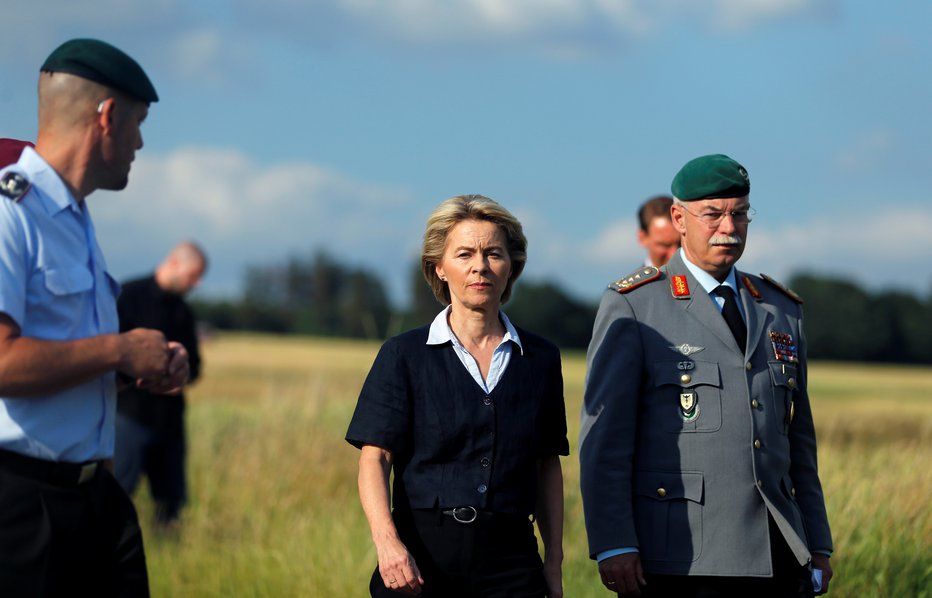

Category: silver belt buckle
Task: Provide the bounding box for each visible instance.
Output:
[452,506,478,524]
[78,462,98,484]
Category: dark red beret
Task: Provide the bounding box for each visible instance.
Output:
[0,139,34,167]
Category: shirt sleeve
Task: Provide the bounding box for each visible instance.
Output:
[345,337,412,456]
[538,345,570,457]
[0,200,28,327]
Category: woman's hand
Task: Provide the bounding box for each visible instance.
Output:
[358,445,425,595]
[376,536,425,595]
[543,555,563,598]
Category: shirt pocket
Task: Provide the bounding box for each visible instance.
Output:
[42,266,93,295]
[768,362,798,435]
[634,469,704,562]
[651,360,723,433]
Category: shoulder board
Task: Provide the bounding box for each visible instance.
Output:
[0,170,31,202]
[760,273,803,304]
[609,266,660,293]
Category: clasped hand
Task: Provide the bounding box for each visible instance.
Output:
[119,329,190,395]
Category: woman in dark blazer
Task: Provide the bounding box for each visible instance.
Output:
[346,195,568,597]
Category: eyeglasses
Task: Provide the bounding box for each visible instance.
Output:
[678,204,756,228]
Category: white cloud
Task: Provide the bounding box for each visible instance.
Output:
[91,146,418,297]
[734,210,932,290]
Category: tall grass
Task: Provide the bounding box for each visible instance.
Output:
[135,334,932,597]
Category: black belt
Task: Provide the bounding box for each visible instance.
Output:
[439,506,530,525]
[0,448,102,486]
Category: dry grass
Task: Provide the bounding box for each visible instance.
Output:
[134,333,932,597]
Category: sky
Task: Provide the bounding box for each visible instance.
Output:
[2,0,930,306]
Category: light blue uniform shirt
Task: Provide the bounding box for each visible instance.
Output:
[0,147,121,462]
[679,248,745,320]
[426,306,523,393]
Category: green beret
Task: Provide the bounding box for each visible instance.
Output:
[671,154,749,201]
[41,38,158,103]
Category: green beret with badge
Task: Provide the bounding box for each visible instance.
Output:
[671,154,750,201]
[41,38,158,104]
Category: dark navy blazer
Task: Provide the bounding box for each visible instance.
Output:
[346,324,569,516]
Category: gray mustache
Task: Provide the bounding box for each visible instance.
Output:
[709,235,743,246]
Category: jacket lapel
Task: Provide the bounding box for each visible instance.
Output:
[664,253,740,354]
[738,271,769,361]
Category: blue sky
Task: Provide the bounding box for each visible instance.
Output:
[2,0,930,305]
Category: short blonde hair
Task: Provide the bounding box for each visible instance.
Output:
[421,194,527,306]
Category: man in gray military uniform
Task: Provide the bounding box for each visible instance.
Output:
[580,154,833,597]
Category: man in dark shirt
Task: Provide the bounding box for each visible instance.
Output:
[115,241,207,526]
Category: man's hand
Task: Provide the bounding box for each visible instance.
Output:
[811,554,833,595]
[117,328,169,380]
[136,341,190,395]
[599,553,646,595]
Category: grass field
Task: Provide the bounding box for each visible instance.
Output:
[133,333,932,597]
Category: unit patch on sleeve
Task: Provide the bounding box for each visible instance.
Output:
[0,172,30,202]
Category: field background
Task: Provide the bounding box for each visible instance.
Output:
[134,333,932,597]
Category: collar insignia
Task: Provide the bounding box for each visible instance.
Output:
[670,275,690,299]
[742,275,762,301]
[670,343,705,356]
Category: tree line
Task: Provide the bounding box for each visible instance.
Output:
[191,251,932,364]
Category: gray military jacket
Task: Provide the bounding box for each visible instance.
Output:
[579,252,832,577]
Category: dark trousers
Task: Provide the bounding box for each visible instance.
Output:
[370,509,547,598]
[0,449,149,598]
[626,518,814,598]
[115,414,187,524]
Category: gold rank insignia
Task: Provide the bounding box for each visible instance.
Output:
[609,266,660,294]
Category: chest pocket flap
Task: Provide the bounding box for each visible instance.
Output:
[768,362,798,389]
[653,360,721,389]
[635,470,704,503]
[43,267,93,296]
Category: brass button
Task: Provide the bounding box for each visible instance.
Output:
[680,374,691,384]
[656,488,667,498]
[787,377,797,390]
[754,439,762,449]
[791,487,797,497]
[751,399,760,409]
[745,362,752,371]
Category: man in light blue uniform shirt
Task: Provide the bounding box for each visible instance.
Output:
[0,39,189,597]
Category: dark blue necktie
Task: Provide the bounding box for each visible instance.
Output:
[713,286,747,353]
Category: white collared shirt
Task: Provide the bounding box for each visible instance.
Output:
[426,306,523,394]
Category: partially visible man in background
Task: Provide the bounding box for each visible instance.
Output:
[116,241,207,528]
[636,195,679,268]
[0,38,188,597]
